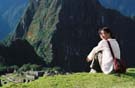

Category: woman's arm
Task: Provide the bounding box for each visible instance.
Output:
[86,40,105,62]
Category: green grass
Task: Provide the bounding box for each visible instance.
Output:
[1,68,135,88]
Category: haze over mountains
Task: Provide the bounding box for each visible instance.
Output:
[0,0,28,40]
[99,0,135,16]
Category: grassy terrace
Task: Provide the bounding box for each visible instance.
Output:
[1,68,135,88]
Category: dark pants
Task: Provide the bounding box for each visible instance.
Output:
[90,52,102,72]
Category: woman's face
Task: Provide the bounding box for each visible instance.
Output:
[99,30,110,40]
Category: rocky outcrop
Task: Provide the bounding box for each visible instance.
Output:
[12,0,135,72]
[0,39,44,66]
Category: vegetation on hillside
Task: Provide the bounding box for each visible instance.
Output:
[25,0,62,65]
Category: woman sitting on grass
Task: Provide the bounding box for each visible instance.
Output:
[86,27,121,74]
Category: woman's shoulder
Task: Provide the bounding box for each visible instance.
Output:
[98,39,107,45]
[100,39,107,43]
[99,39,117,45]
[108,38,118,43]
[108,38,116,41]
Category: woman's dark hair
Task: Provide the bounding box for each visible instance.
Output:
[98,27,113,38]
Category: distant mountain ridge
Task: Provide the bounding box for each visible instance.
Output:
[99,0,135,16]
[1,0,135,40]
[0,0,28,40]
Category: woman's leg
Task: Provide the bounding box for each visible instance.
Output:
[90,52,102,72]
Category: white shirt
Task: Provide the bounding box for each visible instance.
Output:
[87,39,120,74]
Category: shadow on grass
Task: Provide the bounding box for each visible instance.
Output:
[125,72,135,78]
[124,68,135,78]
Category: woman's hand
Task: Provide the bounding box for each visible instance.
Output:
[86,57,91,62]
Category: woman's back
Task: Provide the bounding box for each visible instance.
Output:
[100,39,120,74]
[108,39,120,59]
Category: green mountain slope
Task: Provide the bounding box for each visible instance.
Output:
[25,0,62,65]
